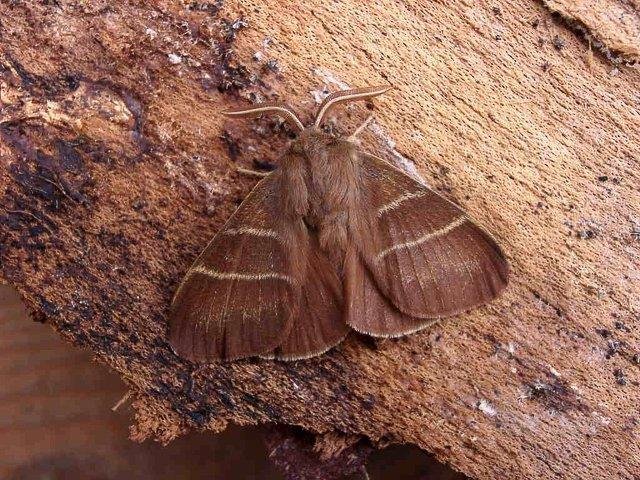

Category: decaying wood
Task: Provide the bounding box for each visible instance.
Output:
[1,1,639,479]
[543,0,640,62]
[265,427,373,480]
[0,286,282,479]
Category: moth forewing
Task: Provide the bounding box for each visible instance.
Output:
[344,246,440,338]
[169,173,298,362]
[352,152,509,323]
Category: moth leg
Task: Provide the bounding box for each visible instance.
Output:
[235,166,272,178]
[347,114,374,142]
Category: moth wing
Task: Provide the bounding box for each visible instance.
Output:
[345,247,438,337]
[169,173,298,362]
[349,153,508,333]
[264,241,349,361]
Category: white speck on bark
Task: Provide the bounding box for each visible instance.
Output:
[145,27,157,39]
[313,67,351,90]
[168,53,182,64]
[368,121,422,182]
[477,399,497,416]
[310,86,330,104]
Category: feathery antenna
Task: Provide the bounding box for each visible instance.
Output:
[222,102,305,132]
[314,85,393,127]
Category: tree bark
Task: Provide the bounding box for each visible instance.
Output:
[1,1,639,479]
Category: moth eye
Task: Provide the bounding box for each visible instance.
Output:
[320,123,336,135]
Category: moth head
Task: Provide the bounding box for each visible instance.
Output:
[221,85,393,133]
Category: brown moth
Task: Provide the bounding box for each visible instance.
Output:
[169,86,509,362]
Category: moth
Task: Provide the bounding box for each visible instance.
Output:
[169,86,509,362]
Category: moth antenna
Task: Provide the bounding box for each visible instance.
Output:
[222,102,305,132]
[314,85,393,127]
[347,114,375,142]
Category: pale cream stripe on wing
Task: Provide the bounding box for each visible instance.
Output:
[375,216,467,261]
[191,265,293,283]
[222,227,281,240]
[377,190,426,217]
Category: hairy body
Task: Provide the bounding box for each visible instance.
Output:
[278,128,362,260]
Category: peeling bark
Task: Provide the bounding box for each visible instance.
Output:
[543,0,640,63]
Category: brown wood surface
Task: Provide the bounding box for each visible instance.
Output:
[0,285,282,480]
[1,1,639,479]
[0,283,462,479]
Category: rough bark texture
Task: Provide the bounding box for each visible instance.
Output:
[543,0,640,62]
[265,427,373,480]
[0,286,282,480]
[1,1,639,479]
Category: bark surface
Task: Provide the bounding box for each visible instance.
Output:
[1,1,639,479]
